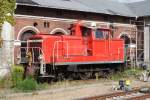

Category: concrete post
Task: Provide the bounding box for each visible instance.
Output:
[144,26,150,68]
[0,21,13,78]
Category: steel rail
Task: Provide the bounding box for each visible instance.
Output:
[80,88,140,100]
[126,93,150,100]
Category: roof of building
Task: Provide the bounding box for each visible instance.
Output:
[16,0,136,17]
[127,0,150,17]
[16,0,38,5]
[76,0,134,17]
[17,0,150,17]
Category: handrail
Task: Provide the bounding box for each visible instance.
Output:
[20,47,45,64]
[20,47,46,75]
[118,48,120,60]
[52,41,69,70]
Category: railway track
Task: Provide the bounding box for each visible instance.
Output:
[80,88,150,100]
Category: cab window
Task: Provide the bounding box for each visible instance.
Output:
[104,31,109,39]
[95,29,104,39]
[104,31,112,39]
[81,26,91,37]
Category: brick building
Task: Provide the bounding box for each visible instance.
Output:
[14,0,138,64]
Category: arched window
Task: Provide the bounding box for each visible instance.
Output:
[50,28,68,35]
[20,30,36,62]
[21,30,36,41]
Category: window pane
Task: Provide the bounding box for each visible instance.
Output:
[95,29,104,39]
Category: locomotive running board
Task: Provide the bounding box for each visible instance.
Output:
[52,61,124,66]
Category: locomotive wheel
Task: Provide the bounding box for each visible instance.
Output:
[67,72,74,81]
[79,73,89,80]
[57,73,65,81]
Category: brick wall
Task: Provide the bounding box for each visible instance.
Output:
[14,16,136,40]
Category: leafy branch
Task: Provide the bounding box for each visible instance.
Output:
[0,0,16,29]
[0,0,16,47]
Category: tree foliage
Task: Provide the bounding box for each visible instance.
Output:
[0,0,16,47]
[0,0,16,27]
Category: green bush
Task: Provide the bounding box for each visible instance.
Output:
[0,64,24,88]
[11,65,24,87]
[11,65,48,92]
[0,65,48,92]
[15,77,38,92]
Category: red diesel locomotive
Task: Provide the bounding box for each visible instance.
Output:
[23,22,124,80]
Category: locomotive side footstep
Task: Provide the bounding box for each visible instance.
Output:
[37,75,56,83]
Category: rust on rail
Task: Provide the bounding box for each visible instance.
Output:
[80,88,140,100]
[126,93,150,100]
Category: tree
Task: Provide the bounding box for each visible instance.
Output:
[0,0,16,47]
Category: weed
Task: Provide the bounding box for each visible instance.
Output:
[123,67,143,77]
[37,83,49,90]
[110,72,124,81]
[110,67,143,81]
[15,77,38,92]
[11,65,24,87]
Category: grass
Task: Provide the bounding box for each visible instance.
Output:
[110,67,144,81]
[0,65,145,93]
[15,77,37,92]
[0,65,48,92]
[14,77,48,92]
[123,67,143,76]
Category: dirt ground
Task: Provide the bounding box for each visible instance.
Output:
[1,79,150,100]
